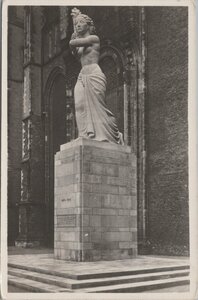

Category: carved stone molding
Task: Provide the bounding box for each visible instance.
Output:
[22,118,31,160]
[24,7,32,64]
[59,7,69,40]
[23,67,31,118]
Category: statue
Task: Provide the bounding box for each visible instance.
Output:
[69,8,124,145]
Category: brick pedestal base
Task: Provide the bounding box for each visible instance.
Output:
[54,138,137,261]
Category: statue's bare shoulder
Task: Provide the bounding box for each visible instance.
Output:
[87,35,100,43]
[70,35,99,48]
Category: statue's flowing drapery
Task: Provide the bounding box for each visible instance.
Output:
[74,64,123,144]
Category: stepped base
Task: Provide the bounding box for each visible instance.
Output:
[8,254,190,293]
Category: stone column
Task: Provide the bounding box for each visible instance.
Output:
[54,138,137,261]
[15,7,45,247]
[8,7,24,245]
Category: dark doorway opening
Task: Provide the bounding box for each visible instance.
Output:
[47,74,66,247]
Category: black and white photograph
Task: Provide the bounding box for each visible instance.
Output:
[1,0,197,299]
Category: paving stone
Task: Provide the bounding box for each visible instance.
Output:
[8,253,189,270]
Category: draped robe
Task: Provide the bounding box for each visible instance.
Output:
[74,64,123,144]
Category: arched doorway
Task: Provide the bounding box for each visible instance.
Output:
[45,72,67,247]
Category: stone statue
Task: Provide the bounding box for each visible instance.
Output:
[69,8,124,145]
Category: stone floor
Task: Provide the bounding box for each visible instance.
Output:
[9,254,188,273]
[8,249,189,277]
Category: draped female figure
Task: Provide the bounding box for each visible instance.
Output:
[69,8,124,145]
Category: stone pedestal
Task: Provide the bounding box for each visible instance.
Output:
[54,138,137,261]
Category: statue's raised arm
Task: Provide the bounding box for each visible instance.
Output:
[69,8,124,145]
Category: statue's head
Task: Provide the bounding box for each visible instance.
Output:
[71,8,96,35]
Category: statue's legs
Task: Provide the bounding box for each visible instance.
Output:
[74,65,123,144]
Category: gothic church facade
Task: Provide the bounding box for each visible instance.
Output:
[8,6,189,256]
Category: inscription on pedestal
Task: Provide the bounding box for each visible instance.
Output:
[57,215,76,227]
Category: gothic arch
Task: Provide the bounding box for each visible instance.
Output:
[100,44,126,72]
[99,43,139,147]
[43,66,66,246]
[44,66,65,106]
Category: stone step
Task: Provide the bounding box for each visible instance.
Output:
[8,262,189,280]
[8,267,189,290]
[77,277,190,293]
[8,275,73,293]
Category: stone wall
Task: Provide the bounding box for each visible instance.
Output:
[146,7,189,255]
[8,7,24,245]
[15,7,46,246]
